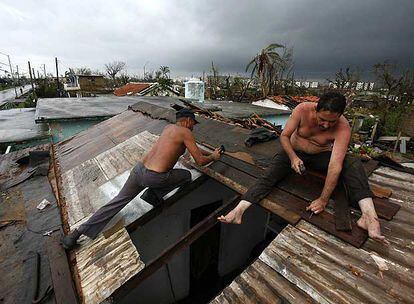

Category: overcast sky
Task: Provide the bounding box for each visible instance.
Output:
[1,0,413,80]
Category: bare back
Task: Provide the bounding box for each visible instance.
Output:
[143,125,187,172]
[289,103,350,154]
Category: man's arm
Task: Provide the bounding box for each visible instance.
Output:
[183,130,220,166]
[200,149,211,156]
[307,125,351,213]
[280,106,303,173]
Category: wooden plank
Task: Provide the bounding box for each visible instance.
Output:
[206,161,301,224]
[112,195,241,301]
[279,173,399,221]
[307,168,392,199]
[191,160,367,247]
[370,183,392,198]
[214,161,370,247]
[333,184,352,231]
[45,232,78,304]
[372,197,401,221]
[301,209,367,248]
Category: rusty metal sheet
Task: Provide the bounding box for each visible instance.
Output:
[210,259,314,304]
[253,166,414,304]
[54,112,202,303]
[61,131,201,230]
[55,110,167,172]
[75,228,144,304]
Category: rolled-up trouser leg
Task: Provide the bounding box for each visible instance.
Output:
[78,166,145,239]
[341,156,372,205]
[147,168,192,199]
[242,151,292,204]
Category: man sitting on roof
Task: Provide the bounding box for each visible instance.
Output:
[62,109,222,250]
[218,92,388,244]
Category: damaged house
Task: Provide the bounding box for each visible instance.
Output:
[0,97,413,304]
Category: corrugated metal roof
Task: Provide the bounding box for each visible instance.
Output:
[0,108,49,144]
[210,258,315,304]
[54,109,201,303]
[211,166,414,303]
[75,228,145,304]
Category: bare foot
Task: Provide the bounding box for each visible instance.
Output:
[218,208,243,224]
[357,215,389,245]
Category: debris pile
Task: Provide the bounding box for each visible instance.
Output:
[176,99,282,134]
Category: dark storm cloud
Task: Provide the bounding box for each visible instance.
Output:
[1,0,413,79]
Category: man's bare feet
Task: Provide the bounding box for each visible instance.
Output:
[357,215,389,245]
[218,208,243,224]
[357,197,389,245]
[218,200,252,225]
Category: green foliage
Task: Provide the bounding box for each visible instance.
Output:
[360,116,376,132]
[14,92,36,108]
[382,107,404,136]
[35,82,60,98]
[155,66,173,90]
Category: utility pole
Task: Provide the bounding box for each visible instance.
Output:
[43,64,46,78]
[7,54,17,98]
[37,70,40,79]
[16,65,20,85]
[28,61,37,101]
[55,57,60,97]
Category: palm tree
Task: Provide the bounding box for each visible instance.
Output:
[246,43,284,97]
[159,66,170,78]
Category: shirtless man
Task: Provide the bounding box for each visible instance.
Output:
[62,109,222,250]
[218,92,387,244]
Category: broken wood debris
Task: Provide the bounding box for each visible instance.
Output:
[177,99,282,134]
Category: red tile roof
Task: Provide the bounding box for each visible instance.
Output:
[268,95,319,109]
[114,83,152,97]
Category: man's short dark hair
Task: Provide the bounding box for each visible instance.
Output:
[316,92,346,114]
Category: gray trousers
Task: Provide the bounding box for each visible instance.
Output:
[243,141,372,206]
[78,162,192,239]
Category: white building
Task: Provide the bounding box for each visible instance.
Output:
[185,79,204,102]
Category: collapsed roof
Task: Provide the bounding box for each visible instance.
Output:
[2,96,412,303]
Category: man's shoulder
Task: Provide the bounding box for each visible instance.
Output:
[335,116,351,134]
[296,102,315,113]
[166,124,192,137]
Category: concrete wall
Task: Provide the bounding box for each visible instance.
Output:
[124,178,267,303]
[48,119,105,143]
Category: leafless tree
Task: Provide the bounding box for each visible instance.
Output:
[105,61,126,84]
[327,66,361,90]
[373,61,404,100]
[76,67,92,76]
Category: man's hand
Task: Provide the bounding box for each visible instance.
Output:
[211,148,222,161]
[306,197,328,214]
[291,157,304,174]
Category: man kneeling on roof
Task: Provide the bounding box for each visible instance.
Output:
[62,109,222,250]
[218,92,388,244]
